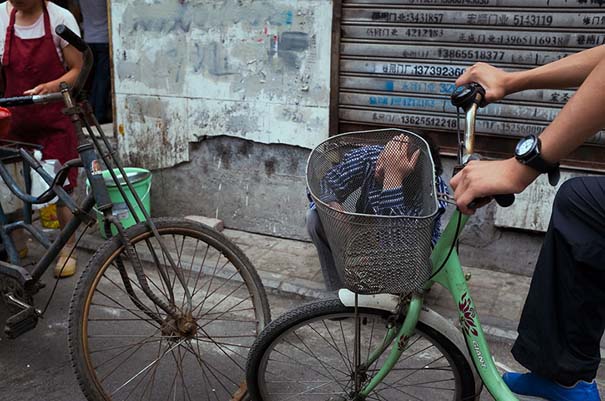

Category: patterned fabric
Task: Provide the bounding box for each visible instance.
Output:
[308,145,449,245]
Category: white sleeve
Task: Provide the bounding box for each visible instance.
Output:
[0,5,9,62]
[50,3,81,49]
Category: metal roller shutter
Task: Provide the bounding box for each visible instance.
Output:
[332,1,605,170]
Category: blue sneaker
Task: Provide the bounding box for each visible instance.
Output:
[503,372,601,401]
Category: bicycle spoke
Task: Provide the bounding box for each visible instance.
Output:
[183,340,239,391]
[179,339,216,401]
[172,345,195,401]
[192,264,235,312]
[192,270,243,316]
[272,378,350,401]
[197,294,253,328]
[373,379,425,401]
[188,241,210,298]
[268,348,346,384]
[100,271,168,321]
[311,320,353,369]
[291,330,348,388]
[281,337,349,378]
[91,289,162,331]
[193,337,252,349]
[93,329,161,372]
[181,237,202,306]
[137,338,165,401]
[338,319,354,373]
[120,348,162,401]
[109,339,185,397]
[195,324,246,371]
[89,337,163,354]
[384,352,448,389]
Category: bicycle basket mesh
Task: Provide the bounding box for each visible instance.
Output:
[307,129,439,295]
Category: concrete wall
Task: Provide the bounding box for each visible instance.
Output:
[151,135,310,239]
[111,0,333,170]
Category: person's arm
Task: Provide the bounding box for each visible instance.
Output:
[319,147,372,205]
[23,44,83,95]
[430,176,450,245]
[373,135,421,215]
[456,45,605,103]
[451,55,605,214]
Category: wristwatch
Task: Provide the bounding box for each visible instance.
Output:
[514,135,560,186]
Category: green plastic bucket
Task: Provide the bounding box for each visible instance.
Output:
[87,167,152,238]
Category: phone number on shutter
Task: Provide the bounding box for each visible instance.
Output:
[400,115,457,128]
[438,48,505,61]
[382,64,465,77]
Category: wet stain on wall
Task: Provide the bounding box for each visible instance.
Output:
[264,158,277,177]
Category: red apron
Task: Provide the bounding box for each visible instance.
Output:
[2,2,78,189]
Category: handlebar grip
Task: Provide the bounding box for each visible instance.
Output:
[55,24,87,52]
[468,193,515,210]
[0,95,34,107]
[451,82,487,110]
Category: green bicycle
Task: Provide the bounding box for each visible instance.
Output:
[245,83,525,401]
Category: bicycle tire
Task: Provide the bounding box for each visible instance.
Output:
[246,298,476,401]
[69,217,270,401]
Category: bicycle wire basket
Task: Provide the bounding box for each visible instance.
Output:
[307,128,439,295]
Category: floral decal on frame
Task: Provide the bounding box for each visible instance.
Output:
[459,292,478,337]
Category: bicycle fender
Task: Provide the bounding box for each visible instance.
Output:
[338,289,482,399]
[338,289,400,313]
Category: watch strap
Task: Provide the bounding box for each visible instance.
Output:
[516,135,561,186]
[524,152,552,174]
[524,154,560,186]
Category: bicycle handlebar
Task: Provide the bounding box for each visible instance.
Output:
[0,26,93,207]
[0,26,91,109]
[451,82,516,209]
[0,93,64,108]
[55,24,93,99]
[55,24,87,52]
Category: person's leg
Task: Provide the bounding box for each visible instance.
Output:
[505,176,605,399]
[54,201,78,278]
[306,208,343,291]
[56,204,75,247]
[88,43,112,124]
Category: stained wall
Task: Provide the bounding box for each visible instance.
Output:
[111,0,332,170]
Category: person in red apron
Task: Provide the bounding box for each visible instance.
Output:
[2,0,83,277]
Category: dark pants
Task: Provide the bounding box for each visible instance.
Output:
[306,208,343,291]
[88,43,112,124]
[512,176,605,385]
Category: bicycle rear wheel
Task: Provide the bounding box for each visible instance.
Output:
[246,298,476,401]
[69,217,270,401]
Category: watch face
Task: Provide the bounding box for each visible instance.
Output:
[516,136,536,157]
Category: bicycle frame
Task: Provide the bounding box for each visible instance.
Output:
[0,25,193,325]
[351,89,521,400]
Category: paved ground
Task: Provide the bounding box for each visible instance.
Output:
[0,223,604,400]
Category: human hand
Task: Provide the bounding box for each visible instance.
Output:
[24,83,54,96]
[450,158,539,214]
[328,201,345,212]
[375,134,421,189]
[455,62,511,104]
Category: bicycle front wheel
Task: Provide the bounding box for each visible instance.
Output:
[69,217,270,401]
[246,298,476,401]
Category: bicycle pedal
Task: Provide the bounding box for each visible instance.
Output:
[4,306,39,339]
